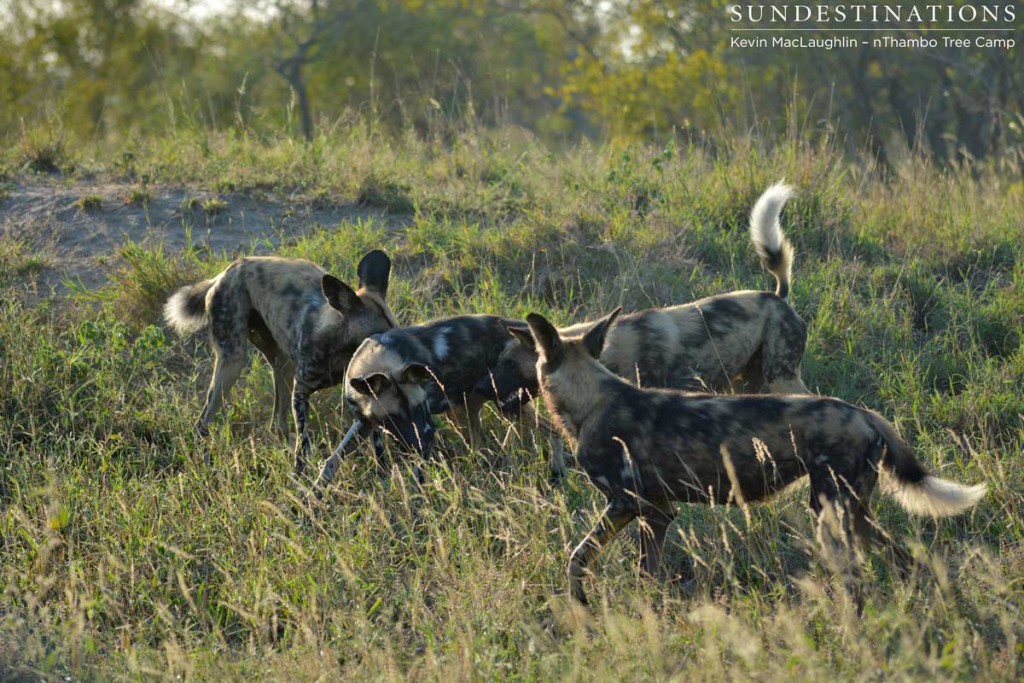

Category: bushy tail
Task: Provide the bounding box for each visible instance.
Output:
[872,412,987,517]
[164,279,215,335]
[749,183,796,301]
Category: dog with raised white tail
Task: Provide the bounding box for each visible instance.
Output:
[476,183,809,414]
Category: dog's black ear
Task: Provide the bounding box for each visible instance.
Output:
[400,363,435,386]
[526,313,563,368]
[582,307,621,359]
[350,372,392,397]
[357,250,391,297]
[504,323,535,350]
[323,274,363,314]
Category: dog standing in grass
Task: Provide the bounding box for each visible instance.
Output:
[312,314,563,491]
[164,250,397,477]
[525,309,987,606]
[476,183,808,411]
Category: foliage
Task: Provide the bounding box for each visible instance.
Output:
[2,0,1021,163]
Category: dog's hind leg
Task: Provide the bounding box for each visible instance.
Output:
[762,309,809,394]
[848,437,913,575]
[198,277,251,437]
[197,348,247,437]
[248,318,294,438]
[852,504,913,576]
[568,497,637,606]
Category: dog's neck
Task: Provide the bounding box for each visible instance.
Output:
[539,351,616,438]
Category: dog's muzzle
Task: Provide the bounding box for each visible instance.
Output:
[380,406,436,457]
[496,388,534,415]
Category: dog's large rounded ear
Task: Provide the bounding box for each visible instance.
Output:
[400,363,436,386]
[504,323,535,350]
[349,372,392,397]
[323,274,363,314]
[357,250,391,297]
[582,307,621,359]
[526,313,563,367]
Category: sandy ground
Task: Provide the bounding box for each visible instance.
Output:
[0,178,404,298]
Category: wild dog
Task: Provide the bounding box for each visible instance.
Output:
[475,183,808,417]
[163,251,397,477]
[312,314,562,490]
[525,309,987,606]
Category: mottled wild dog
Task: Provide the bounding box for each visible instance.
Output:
[164,251,397,476]
[313,314,561,490]
[475,183,808,418]
[526,309,987,606]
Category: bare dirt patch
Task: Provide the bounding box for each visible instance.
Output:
[0,178,408,299]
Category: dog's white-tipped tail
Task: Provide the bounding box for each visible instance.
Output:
[749,182,795,301]
[873,411,986,517]
[164,279,215,335]
[886,476,988,518]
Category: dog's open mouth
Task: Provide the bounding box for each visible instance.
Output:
[497,388,533,415]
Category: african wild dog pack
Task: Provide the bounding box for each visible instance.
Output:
[323,182,808,486]
[165,184,987,608]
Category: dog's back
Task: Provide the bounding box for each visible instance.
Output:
[477,183,808,405]
[164,257,325,343]
[593,290,803,391]
[349,314,518,414]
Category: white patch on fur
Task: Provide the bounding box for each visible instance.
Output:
[887,475,987,518]
[617,437,638,486]
[330,420,363,458]
[749,182,795,300]
[749,183,793,254]
[163,282,212,334]
[433,328,450,360]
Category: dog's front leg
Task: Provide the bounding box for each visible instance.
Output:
[638,504,677,578]
[291,388,313,478]
[568,497,636,606]
[521,404,569,481]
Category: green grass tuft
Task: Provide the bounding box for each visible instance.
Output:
[357,172,415,213]
[76,194,102,211]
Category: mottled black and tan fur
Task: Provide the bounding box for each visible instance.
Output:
[313,314,564,489]
[476,183,808,415]
[163,251,397,476]
[527,310,987,606]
